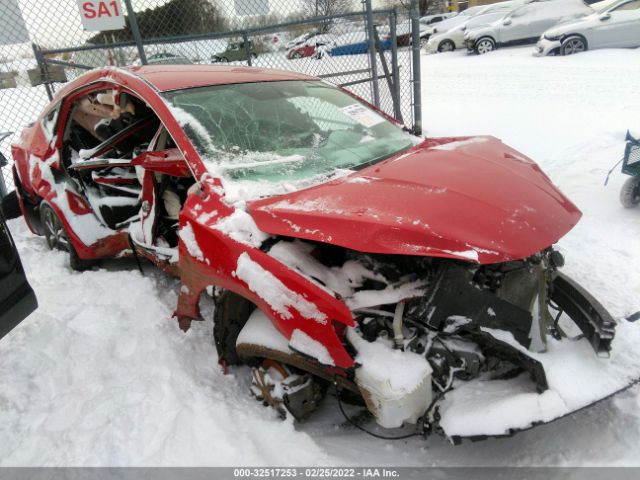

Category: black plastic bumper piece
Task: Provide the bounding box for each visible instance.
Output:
[551,272,616,357]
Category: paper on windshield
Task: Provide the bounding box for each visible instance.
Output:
[340,104,385,128]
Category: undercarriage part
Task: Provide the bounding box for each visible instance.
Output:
[236,343,359,394]
[250,359,325,420]
[550,272,616,357]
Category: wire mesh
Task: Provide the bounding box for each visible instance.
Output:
[0,0,421,195]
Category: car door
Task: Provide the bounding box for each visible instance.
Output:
[591,0,640,47]
[498,5,534,43]
[0,211,37,341]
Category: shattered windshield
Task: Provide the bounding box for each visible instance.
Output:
[163,80,414,183]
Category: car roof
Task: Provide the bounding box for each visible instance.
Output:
[124,65,318,92]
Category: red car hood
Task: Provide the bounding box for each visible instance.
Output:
[247,136,581,264]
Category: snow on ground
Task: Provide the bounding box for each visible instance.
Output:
[1,45,640,466]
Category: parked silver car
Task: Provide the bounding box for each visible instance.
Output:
[464,0,594,54]
[425,1,524,53]
[535,0,640,55]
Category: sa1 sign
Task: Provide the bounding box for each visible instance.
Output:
[76,0,126,31]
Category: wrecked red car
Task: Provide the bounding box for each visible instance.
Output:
[11,66,640,441]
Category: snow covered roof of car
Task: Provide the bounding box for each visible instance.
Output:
[125,65,319,92]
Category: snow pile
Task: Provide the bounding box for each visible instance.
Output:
[431,137,489,151]
[212,209,268,247]
[290,329,335,366]
[178,222,206,263]
[438,321,640,437]
[234,252,327,325]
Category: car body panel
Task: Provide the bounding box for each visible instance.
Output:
[248,136,581,265]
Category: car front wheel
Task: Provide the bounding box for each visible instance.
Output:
[438,39,455,52]
[475,37,495,55]
[561,35,587,56]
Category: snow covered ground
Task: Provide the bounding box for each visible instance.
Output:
[1,45,640,466]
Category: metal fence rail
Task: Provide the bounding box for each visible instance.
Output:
[0,0,423,198]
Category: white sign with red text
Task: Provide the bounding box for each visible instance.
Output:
[76,0,125,31]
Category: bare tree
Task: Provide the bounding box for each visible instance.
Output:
[301,0,355,32]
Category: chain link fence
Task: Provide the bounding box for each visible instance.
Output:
[0,0,424,197]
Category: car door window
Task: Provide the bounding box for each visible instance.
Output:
[611,0,640,11]
[0,216,17,275]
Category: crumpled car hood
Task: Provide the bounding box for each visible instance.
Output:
[247,136,581,264]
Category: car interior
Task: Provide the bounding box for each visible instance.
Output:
[59,89,195,248]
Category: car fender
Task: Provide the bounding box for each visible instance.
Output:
[175,177,355,370]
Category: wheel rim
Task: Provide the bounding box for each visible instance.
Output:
[43,208,68,250]
[563,38,585,55]
[439,41,454,52]
[477,39,494,54]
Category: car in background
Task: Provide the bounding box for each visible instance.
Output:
[464,0,593,54]
[147,52,193,65]
[329,30,391,56]
[285,32,317,50]
[535,0,640,55]
[286,34,337,59]
[420,4,491,44]
[395,18,441,46]
[425,1,523,53]
[211,41,258,63]
[0,210,37,341]
[420,12,458,26]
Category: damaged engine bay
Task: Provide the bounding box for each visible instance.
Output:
[235,237,619,440]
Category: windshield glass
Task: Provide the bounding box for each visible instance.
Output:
[163,80,414,183]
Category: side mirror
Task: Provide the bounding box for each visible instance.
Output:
[132,148,192,178]
[600,13,611,21]
[503,18,512,26]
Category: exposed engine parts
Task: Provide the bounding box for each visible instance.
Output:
[249,359,325,421]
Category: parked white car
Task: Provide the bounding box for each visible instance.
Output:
[420,12,458,26]
[535,0,640,55]
[421,5,490,42]
[425,1,524,53]
[464,0,594,54]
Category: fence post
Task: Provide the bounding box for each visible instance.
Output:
[32,44,53,101]
[364,0,380,108]
[242,31,252,66]
[122,0,147,65]
[389,11,402,122]
[410,0,422,136]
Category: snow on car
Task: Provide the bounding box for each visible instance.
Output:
[535,0,640,56]
[8,64,640,441]
[464,0,594,54]
[425,1,524,53]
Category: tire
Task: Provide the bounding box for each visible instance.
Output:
[620,176,640,208]
[475,37,495,55]
[561,35,587,56]
[221,57,228,63]
[438,39,455,53]
[214,291,256,365]
[1,190,22,219]
[250,53,258,60]
[39,203,96,271]
[420,36,430,48]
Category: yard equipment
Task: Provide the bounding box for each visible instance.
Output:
[620,130,640,208]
